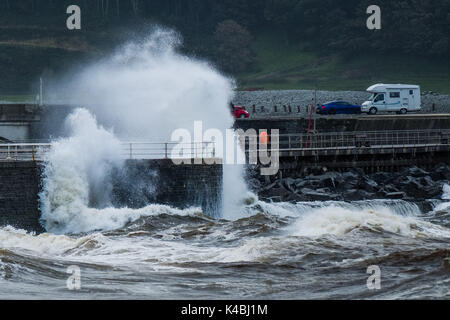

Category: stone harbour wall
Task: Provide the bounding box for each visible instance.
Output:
[0,159,224,233]
[0,161,44,233]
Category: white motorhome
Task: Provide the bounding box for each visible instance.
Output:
[361,84,421,115]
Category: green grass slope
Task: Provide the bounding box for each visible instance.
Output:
[237,34,450,93]
[1,28,449,100]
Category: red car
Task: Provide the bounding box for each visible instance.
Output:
[231,104,250,119]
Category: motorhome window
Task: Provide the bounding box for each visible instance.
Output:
[390,92,400,98]
[374,94,384,102]
[409,90,414,95]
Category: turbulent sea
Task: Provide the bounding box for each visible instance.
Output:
[1,30,449,300]
[1,196,449,299]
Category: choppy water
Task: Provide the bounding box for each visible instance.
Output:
[1,196,449,300]
[1,30,449,300]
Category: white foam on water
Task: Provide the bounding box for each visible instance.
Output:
[284,203,450,238]
[2,197,450,269]
[0,224,250,266]
[0,224,283,266]
[433,184,450,212]
[0,226,100,256]
[242,198,450,239]
[248,199,422,221]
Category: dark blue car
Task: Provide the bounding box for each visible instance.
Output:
[316,101,361,115]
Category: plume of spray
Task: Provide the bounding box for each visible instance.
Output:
[39,108,124,233]
[433,184,450,212]
[57,29,235,140]
[41,28,251,233]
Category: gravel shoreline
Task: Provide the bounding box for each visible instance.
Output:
[234,90,450,117]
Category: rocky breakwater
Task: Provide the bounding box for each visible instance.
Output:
[246,164,450,204]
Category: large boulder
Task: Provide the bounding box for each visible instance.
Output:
[247,178,261,191]
[401,177,427,198]
[299,188,342,201]
[384,192,407,199]
[400,166,429,178]
[304,172,344,189]
[259,185,289,201]
[294,179,310,189]
[430,163,450,181]
[281,177,297,192]
[343,189,376,201]
[371,172,394,184]
[381,184,399,193]
[359,178,379,192]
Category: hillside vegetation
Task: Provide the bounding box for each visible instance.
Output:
[237,33,450,93]
[0,0,449,97]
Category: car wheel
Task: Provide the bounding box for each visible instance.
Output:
[400,108,407,115]
[369,107,378,115]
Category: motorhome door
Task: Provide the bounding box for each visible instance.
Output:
[407,89,416,109]
[388,91,401,111]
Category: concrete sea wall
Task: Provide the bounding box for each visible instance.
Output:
[234,114,450,134]
[0,159,223,233]
[111,159,223,218]
[0,161,44,233]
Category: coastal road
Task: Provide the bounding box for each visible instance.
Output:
[241,113,450,121]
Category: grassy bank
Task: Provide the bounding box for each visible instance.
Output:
[237,34,450,93]
[0,94,34,102]
[1,28,449,101]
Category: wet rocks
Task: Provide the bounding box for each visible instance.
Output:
[299,188,342,201]
[343,189,376,201]
[249,163,450,203]
[430,163,450,181]
[383,192,407,199]
[358,178,378,192]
